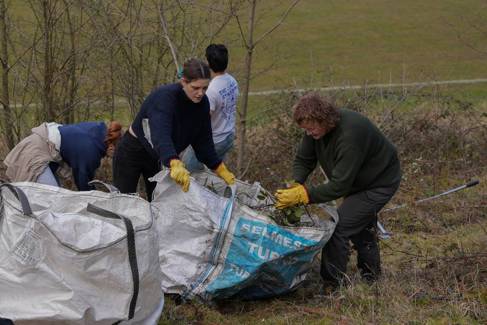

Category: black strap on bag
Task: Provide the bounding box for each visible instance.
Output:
[0,183,33,216]
[87,203,140,321]
[0,184,140,322]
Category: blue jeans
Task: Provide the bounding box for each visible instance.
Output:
[37,165,60,187]
[182,133,235,172]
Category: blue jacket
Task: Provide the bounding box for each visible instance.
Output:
[131,83,221,169]
[58,122,107,191]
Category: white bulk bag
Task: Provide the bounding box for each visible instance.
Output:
[0,182,163,324]
[151,171,337,300]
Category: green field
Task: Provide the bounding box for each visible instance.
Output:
[6,0,487,107]
[7,1,487,94]
[220,0,487,92]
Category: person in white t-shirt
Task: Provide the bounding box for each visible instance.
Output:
[183,44,239,172]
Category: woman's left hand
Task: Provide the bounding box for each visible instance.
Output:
[215,163,235,185]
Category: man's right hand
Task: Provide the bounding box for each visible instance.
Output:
[274,183,309,209]
[169,159,190,192]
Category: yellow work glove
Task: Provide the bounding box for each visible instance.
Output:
[214,162,236,185]
[169,159,190,192]
[274,184,309,209]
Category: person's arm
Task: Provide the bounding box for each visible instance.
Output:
[146,95,178,167]
[72,163,97,191]
[206,87,218,117]
[70,141,103,191]
[292,135,317,184]
[192,104,221,170]
[307,140,366,203]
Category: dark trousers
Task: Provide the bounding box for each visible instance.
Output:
[112,132,160,201]
[320,182,400,284]
[0,319,13,325]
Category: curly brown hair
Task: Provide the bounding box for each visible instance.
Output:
[293,92,340,130]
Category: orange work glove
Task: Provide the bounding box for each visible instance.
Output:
[169,159,190,192]
[214,162,236,185]
[274,184,309,209]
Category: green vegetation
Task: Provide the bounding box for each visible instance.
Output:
[6,1,487,96]
[4,0,487,129]
[225,0,487,92]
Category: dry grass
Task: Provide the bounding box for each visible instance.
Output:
[158,91,486,324]
[158,198,486,324]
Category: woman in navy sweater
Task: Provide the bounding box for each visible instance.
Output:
[4,121,122,190]
[112,58,235,200]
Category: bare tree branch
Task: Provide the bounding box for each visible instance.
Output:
[253,0,300,47]
[157,0,179,70]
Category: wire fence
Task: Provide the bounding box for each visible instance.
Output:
[245,77,487,126]
[248,78,487,96]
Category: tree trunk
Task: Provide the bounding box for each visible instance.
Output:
[64,0,76,124]
[0,0,14,149]
[42,0,55,121]
[108,46,115,121]
[236,0,256,174]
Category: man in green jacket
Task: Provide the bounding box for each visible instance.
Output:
[275,92,401,287]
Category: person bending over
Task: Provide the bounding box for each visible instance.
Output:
[274,93,401,287]
[4,121,122,191]
[112,58,235,200]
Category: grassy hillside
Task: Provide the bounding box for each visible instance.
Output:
[223,0,487,92]
[6,1,487,95]
[5,0,487,123]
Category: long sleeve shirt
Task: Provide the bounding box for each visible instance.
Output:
[58,122,107,191]
[293,109,401,203]
[131,83,221,169]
